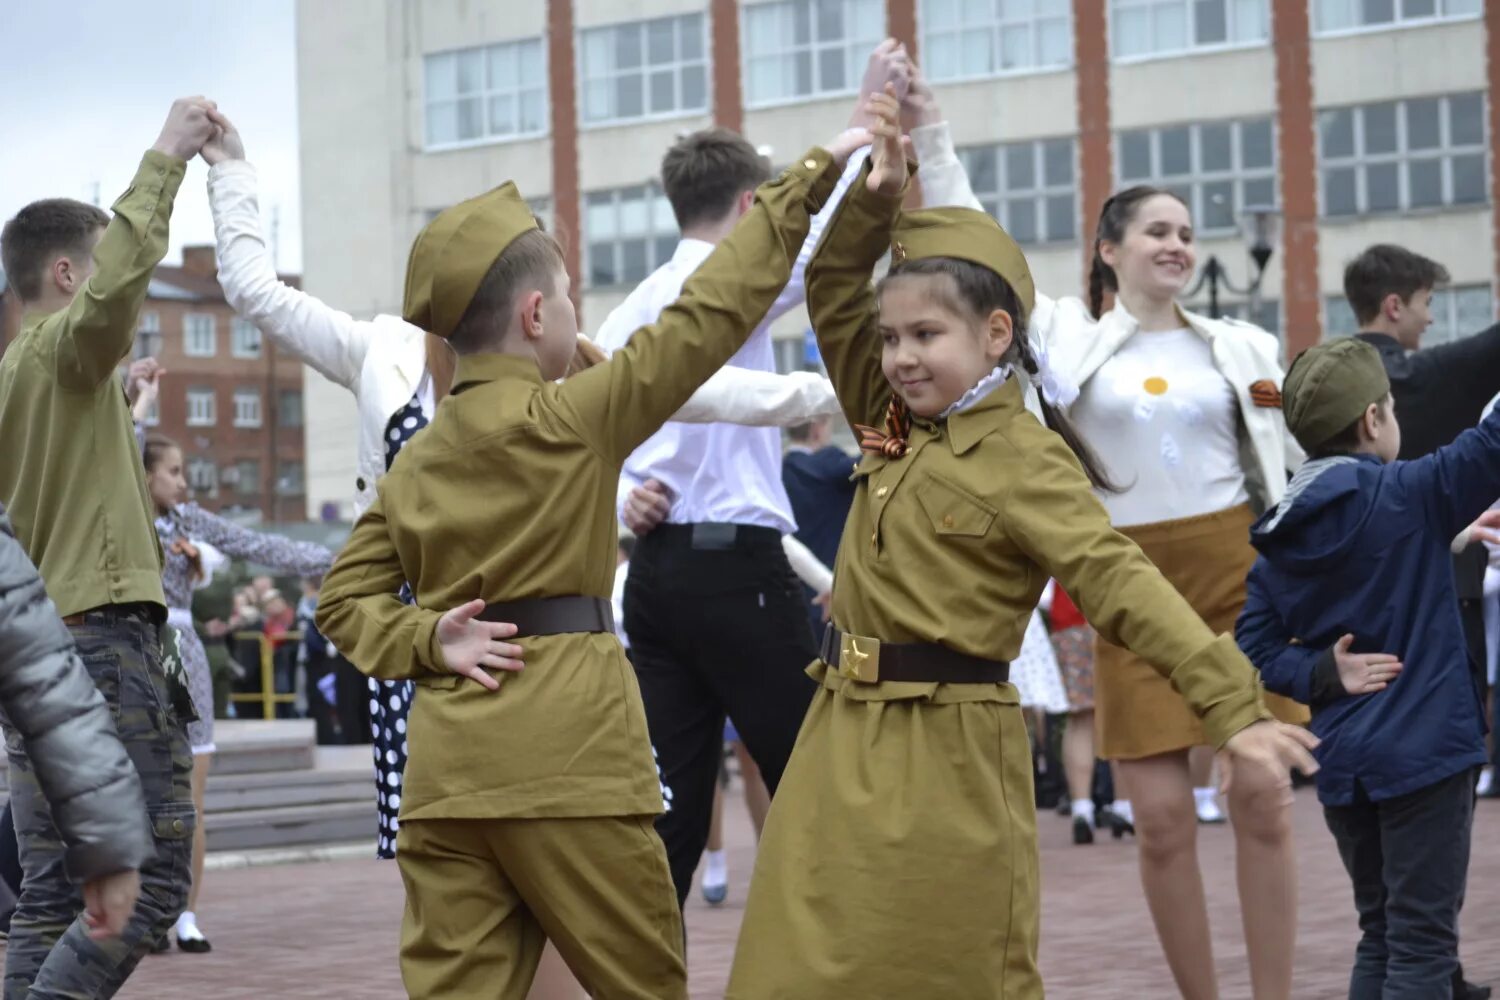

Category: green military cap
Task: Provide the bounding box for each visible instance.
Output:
[890,207,1035,314]
[403,181,538,339]
[1282,337,1391,451]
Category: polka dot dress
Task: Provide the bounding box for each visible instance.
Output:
[371,389,427,859]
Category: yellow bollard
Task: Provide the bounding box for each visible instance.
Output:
[228,631,304,720]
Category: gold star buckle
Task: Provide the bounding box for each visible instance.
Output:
[839,632,881,683]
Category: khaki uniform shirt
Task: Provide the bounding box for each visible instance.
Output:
[805,174,1269,747]
[0,151,181,617]
[317,150,842,821]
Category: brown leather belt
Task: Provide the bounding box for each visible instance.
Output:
[476,596,614,638]
[820,626,1010,684]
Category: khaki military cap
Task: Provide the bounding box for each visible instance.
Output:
[403,181,538,339]
[889,207,1036,314]
[1282,337,1391,451]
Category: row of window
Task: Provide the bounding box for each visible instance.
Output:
[153,387,303,430]
[138,312,263,360]
[424,0,1482,143]
[184,457,305,500]
[574,94,1484,288]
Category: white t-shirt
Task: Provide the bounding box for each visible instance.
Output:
[1070,328,1249,528]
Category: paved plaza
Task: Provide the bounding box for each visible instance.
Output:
[103,789,1500,999]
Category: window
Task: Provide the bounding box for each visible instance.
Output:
[922,0,1071,82]
[184,314,216,357]
[585,185,678,287]
[277,461,305,496]
[186,457,218,499]
[236,459,261,495]
[186,388,216,427]
[1318,93,1488,217]
[1117,117,1277,233]
[1314,0,1480,34]
[1111,0,1269,58]
[136,311,162,360]
[424,38,547,147]
[528,197,553,233]
[233,389,262,428]
[958,138,1078,244]
[139,397,160,427]
[231,317,261,359]
[278,390,304,428]
[743,0,884,106]
[580,14,708,125]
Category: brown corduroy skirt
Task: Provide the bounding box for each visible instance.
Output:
[1094,503,1310,760]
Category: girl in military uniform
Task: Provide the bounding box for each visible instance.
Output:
[725,89,1318,999]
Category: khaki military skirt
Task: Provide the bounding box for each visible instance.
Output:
[1095,504,1309,760]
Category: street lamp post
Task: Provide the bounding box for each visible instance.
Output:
[1186,204,1281,321]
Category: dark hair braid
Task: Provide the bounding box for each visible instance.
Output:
[1008,334,1117,492]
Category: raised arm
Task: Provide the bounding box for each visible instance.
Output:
[202,118,382,390]
[174,504,334,578]
[556,140,859,465]
[672,368,840,426]
[1399,397,1500,541]
[52,100,213,389]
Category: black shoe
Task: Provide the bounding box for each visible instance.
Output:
[175,932,212,954]
[1108,811,1135,840]
[151,935,171,954]
[1072,815,1094,845]
[1456,981,1492,1000]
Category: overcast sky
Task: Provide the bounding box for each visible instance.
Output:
[0,0,303,271]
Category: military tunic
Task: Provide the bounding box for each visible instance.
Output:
[727,171,1271,999]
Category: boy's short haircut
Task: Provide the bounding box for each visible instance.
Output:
[448,229,565,355]
[661,128,772,230]
[1,199,110,302]
[1343,244,1451,326]
[1309,396,1391,459]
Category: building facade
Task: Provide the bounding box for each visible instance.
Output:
[1,248,310,519]
[295,0,1496,521]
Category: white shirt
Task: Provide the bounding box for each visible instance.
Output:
[1070,328,1250,527]
[593,157,864,533]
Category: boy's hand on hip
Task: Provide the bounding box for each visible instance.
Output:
[1333,633,1402,696]
[82,869,140,940]
[1220,720,1320,795]
[435,600,524,691]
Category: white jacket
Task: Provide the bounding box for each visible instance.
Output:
[207,160,843,521]
[910,122,1305,511]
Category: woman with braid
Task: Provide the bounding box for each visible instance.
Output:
[726,87,1317,1000]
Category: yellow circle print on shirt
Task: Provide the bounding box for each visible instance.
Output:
[1143,376,1169,396]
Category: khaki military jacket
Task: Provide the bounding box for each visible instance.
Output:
[805,171,1270,748]
[0,152,180,617]
[317,150,842,821]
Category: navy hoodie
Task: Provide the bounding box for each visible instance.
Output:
[1236,407,1500,806]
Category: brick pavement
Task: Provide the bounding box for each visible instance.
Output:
[99,789,1500,998]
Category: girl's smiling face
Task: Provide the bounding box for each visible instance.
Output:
[1100,193,1196,303]
[876,271,1014,418]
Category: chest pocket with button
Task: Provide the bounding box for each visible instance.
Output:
[915,473,996,538]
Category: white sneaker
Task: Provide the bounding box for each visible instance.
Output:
[1478,767,1494,797]
[1195,788,1226,825]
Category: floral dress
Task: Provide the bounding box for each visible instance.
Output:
[155,504,333,753]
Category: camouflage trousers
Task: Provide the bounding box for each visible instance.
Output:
[3,608,194,1000]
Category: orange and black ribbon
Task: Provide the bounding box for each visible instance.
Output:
[855,397,911,459]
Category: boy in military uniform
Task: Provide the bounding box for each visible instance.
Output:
[316,127,870,998]
[726,89,1320,999]
[0,98,213,997]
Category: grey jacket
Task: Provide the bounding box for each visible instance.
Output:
[0,502,151,882]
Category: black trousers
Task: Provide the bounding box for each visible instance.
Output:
[624,523,818,908]
[1323,767,1477,999]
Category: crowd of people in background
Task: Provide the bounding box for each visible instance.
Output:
[3,33,1500,1000]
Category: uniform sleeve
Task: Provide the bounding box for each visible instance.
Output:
[52,151,185,390]
[208,160,377,390]
[314,492,444,680]
[1396,401,1500,541]
[804,161,901,430]
[1410,324,1500,441]
[910,122,985,212]
[553,149,844,466]
[670,368,841,426]
[175,504,334,577]
[763,152,868,325]
[1003,435,1270,748]
[1235,563,1329,705]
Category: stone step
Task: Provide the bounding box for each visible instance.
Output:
[210,719,317,775]
[206,767,372,814]
[205,801,376,853]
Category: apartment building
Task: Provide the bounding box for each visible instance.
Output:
[295,0,1495,520]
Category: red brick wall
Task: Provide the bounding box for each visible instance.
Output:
[1271,0,1322,355]
[711,0,744,133]
[548,0,583,324]
[1073,0,1113,298]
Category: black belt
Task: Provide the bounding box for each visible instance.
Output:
[61,602,165,629]
[476,596,614,638]
[820,626,1010,684]
[646,522,782,551]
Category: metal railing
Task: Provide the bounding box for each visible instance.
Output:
[228,631,302,720]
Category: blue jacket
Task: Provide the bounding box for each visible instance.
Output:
[1236,411,1500,806]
